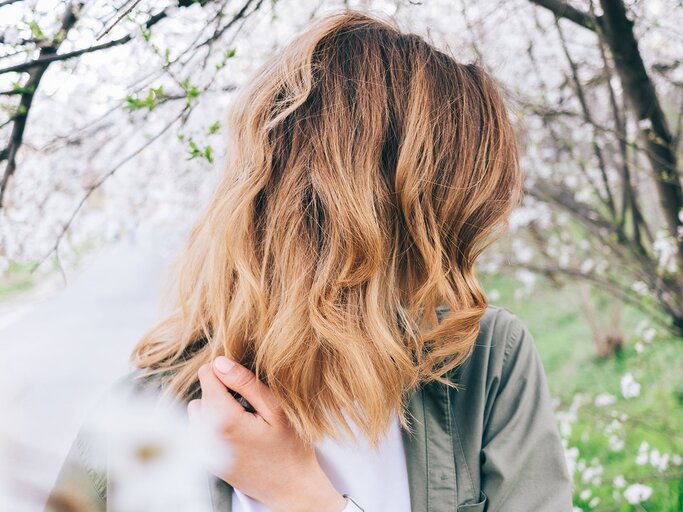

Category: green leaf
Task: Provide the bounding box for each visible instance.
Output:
[123,86,163,111]
[187,139,202,160]
[186,139,214,163]
[215,47,237,70]
[11,82,36,95]
[27,20,44,39]
[140,26,152,42]
[180,79,200,107]
[204,145,214,163]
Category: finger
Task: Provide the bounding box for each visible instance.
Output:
[187,398,202,422]
[187,398,203,430]
[212,356,281,425]
[197,363,247,422]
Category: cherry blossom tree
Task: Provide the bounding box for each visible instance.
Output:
[1,0,682,338]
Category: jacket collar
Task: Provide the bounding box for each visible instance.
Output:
[207,381,457,512]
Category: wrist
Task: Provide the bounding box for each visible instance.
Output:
[267,468,347,512]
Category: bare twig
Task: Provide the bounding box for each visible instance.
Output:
[554,18,617,220]
[29,107,189,277]
[590,0,649,250]
[196,0,262,47]
[96,0,143,41]
[674,88,683,153]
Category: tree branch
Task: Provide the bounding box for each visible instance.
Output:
[0,35,134,75]
[0,1,84,208]
[529,0,603,31]
[0,1,205,209]
[554,18,617,221]
[591,0,650,250]
[0,2,181,76]
[509,260,680,335]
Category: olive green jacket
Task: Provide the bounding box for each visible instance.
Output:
[45,305,573,511]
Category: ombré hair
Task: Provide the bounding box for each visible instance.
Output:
[131,9,523,448]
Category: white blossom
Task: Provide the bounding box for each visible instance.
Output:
[620,373,641,399]
[632,281,649,296]
[649,448,670,472]
[82,386,226,512]
[608,434,625,452]
[642,327,657,343]
[637,118,653,130]
[487,289,501,302]
[636,441,650,465]
[581,466,602,484]
[594,393,616,407]
[564,446,580,479]
[580,258,595,274]
[653,231,678,273]
[623,483,653,505]
[604,419,622,435]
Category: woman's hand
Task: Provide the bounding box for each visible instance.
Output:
[187,357,348,512]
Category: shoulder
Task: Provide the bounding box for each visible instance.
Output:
[443,304,540,403]
[439,304,533,380]
[474,304,532,370]
[439,306,573,511]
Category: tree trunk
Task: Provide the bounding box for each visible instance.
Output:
[598,0,683,270]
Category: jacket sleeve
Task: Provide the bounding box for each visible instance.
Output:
[479,316,573,512]
[43,426,107,512]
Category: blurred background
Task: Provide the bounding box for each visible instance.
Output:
[0,0,681,510]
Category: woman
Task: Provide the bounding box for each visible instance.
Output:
[46,9,572,512]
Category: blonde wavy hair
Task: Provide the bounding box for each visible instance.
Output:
[131,9,523,448]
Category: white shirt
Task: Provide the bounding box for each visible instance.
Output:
[231,412,412,511]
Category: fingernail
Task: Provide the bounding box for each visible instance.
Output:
[214,356,237,374]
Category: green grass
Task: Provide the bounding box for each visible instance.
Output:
[0,260,38,299]
[481,272,683,512]
[0,232,103,301]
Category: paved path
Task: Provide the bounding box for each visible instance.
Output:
[0,223,187,511]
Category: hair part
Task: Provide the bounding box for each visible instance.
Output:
[131,9,524,449]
